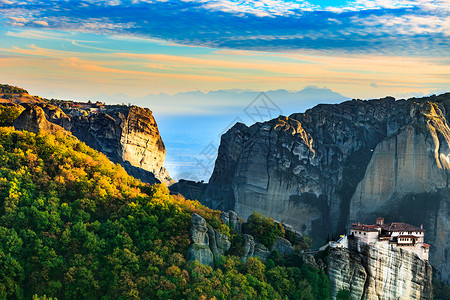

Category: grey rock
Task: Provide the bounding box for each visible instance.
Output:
[317,258,326,270]
[215,231,231,255]
[202,92,450,284]
[207,225,231,258]
[187,246,214,267]
[188,214,214,266]
[190,214,209,246]
[327,238,433,300]
[188,213,230,266]
[228,210,241,233]
[242,234,255,261]
[14,104,65,134]
[304,254,319,269]
[254,243,270,259]
[220,211,230,224]
[272,237,294,255]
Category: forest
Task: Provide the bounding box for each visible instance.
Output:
[0,127,331,299]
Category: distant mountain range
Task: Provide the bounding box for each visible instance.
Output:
[90,86,349,117]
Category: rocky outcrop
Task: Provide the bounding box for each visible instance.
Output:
[187,214,231,267]
[169,180,208,200]
[203,92,450,284]
[13,105,65,134]
[67,106,173,185]
[272,237,294,255]
[327,238,433,300]
[12,102,172,185]
[254,243,270,259]
[187,214,214,267]
[220,210,242,233]
[242,234,255,261]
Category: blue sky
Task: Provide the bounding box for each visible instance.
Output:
[0,0,448,99]
[1,0,449,55]
[0,0,449,180]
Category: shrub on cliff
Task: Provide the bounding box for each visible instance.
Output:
[0,105,23,126]
[247,211,285,248]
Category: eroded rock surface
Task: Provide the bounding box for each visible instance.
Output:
[203,93,450,283]
[327,238,433,300]
[13,105,65,134]
[13,103,172,185]
[187,214,231,267]
[188,214,214,267]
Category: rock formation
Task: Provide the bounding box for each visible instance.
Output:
[187,214,215,267]
[12,103,173,185]
[327,238,433,300]
[272,237,294,255]
[13,105,65,134]
[187,214,231,267]
[203,92,450,284]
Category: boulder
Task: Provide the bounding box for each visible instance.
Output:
[272,237,294,255]
[242,234,255,261]
[304,254,319,269]
[188,214,214,266]
[254,243,270,259]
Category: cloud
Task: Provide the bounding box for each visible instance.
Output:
[0,0,449,55]
[33,20,48,26]
[9,16,28,23]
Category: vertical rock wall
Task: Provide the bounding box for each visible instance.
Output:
[327,238,433,300]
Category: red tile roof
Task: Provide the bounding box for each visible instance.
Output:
[397,235,419,239]
[384,222,424,232]
[422,243,430,248]
[351,221,424,232]
[351,224,379,232]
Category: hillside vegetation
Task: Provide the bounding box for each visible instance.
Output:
[0,85,28,96]
[0,127,329,299]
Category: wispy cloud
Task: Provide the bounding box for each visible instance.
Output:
[0,0,448,55]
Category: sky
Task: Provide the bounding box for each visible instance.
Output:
[0,0,449,180]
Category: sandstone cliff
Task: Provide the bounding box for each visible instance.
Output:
[12,103,173,185]
[327,238,433,299]
[203,92,450,284]
[13,105,65,134]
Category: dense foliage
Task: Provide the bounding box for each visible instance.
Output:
[0,128,330,299]
[247,212,285,248]
[0,105,24,126]
[0,85,28,96]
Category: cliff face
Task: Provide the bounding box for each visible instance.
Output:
[13,103,173,185]
[203,92,450,283]
[68,106,173,185]
[13,105,65,134]
[327,238,433,300]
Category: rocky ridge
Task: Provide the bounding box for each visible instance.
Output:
[203,92,450,284]
[187,212,297,266]
[327,237,433,299]
[10,102,173,185]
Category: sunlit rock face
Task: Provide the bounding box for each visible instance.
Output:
[204,93,450,284]
[68,106,173,185]
[13,104,65,134]
[327,238,433,300]
[14,103,173,185]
